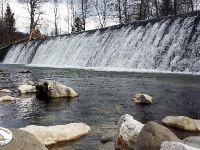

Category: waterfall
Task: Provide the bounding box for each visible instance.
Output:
[3,12,200,73]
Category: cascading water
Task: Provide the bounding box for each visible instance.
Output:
[2,12,200,73]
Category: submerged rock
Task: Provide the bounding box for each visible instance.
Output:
[36,80,79,98]
[115,114,144,149]
[134,122,181,150]
[100,135,113,144]
[18,69,31,73]
[18,84,36,94]
[161,141,199,150]
[132,94,153,104]
[0,96,15,102]
[20,123,91,146]
[162,116,200,132]
[183,136,200,148]
[0,89,11,93]
[2,129,47,150]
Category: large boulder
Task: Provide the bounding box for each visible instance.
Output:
[0,96,15,102]
[20,123,91,146]
[115,114,144,150]
[134,122,181,150]
[18,84,36,94]
[36,80,79,98]
[161,141,199,150]
[132,94,153,104]
[162,116,200,132]
[1,129,47,150]
[183,136,200,148]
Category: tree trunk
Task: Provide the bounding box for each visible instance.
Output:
[154,0,159,17]
[190,0,194,11]
[30,5,35,33]
[117,0,122,24]
[174,0,177,15]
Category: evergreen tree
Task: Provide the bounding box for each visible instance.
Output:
[4,4,15,34]
[72,17,85,32]
[160,0,173,16]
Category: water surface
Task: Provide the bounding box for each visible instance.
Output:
[0,64,200,149]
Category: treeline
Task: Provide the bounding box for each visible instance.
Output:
[14,0,200,36]
[71,0,197,32]
[0,3,27,47]
[0,0,199,46]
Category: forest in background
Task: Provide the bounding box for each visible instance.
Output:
[0,0,199,47]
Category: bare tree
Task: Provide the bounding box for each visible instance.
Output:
[190,0,194,11]
[52,0,60,35]
[122,0,128,23]
[70,0,75,30]
[154,0,159,17]
[93,0,108,28]
[18,0,49,33]
[117,0,122,24]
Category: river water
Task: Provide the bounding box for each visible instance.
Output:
[0,64,200,149]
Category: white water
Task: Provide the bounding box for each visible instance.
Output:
[3,15,200,73]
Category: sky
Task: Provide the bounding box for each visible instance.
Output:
[9,0,74,34]
[7,0,118,35]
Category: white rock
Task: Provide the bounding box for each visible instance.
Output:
[183,136,200,148]
[0,89,11,93]
[37,81,78,98]
[18,85,36,94]
[20,123,91,146]
[116,114,144,148]
[162,116,200,132]
[160,141,199,150]
[0,96,15,102]
[132,94,153,104]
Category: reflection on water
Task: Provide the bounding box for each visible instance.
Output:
[0,64,200,149]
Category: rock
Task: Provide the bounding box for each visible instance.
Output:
[18,69,31,73]
[0,89,11,93]
[0,134,4,141]
[1,129,47,150]
[36,80,79,98]
[0,96,15,102]
[161,141,199,150]
[28,81,36,86]
[20,123,91,146]
[0,127,12,146]
[18,84,36,94]
[100,135,113,144]
[134,121,181,150]
[162,116,200,132]
[132,94,153,104]
[115,114,144,149]
[183,136,200,148]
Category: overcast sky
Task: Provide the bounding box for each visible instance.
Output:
[8,0,72,34]
[7,0,119,35]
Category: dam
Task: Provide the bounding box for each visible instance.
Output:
[2,12,200,73]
